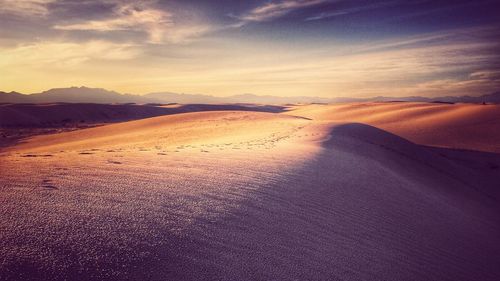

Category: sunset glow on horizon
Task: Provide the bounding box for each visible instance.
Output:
[1,0,499,97]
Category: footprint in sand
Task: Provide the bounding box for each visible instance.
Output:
[41,179,58,190]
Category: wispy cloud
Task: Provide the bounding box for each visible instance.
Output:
[349,25,500,54]
[469,70,500,81]
[0,40,139,68]
[53,1,211,44]
[305,0,400,21]
[235,0,330,23]
[53,1,172,43]
[410,72,500,97]
[0,0,56,17]
[305,0,495,23]
[177,26,499,97]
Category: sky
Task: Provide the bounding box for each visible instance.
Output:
[1,0,499,97]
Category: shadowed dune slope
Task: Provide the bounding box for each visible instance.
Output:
[1,107,499,280]
[0,103,285,127]
[186,123,500,281]
[0,103,169,127]
[288,102,500,152]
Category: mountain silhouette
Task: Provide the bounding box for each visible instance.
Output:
[1,87,499,104]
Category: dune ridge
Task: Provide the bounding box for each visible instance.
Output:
[288,102,500,152]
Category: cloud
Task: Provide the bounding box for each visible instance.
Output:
[469,70,500,80]
[0,0,56,17]
[0,40,140,68]
[186,26,500,97]
[53,1,173,43]
[329,40,500,96]
[56,3,171,31]
[305,0,400,21]
[52,1,213,44]
[411,72,500,96]
[236,0,330,23]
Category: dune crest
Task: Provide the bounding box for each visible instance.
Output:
[288,102,500,152]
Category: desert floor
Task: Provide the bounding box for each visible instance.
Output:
[1,102,499,280]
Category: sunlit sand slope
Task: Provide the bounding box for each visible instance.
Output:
[288,102,500,152]
[0,108,499,280]
[7,111,306,153]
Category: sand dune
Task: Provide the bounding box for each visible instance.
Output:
[0,103,284,127]
[1,103,499,280]
[287,102,500,152]
[7,111,307,153]
[0,103,285,150]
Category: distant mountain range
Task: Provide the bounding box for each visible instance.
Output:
[1,86,499,104]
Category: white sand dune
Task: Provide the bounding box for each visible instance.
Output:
[287,102,500,152]
[7,111,306,153]
[0,103,499,280]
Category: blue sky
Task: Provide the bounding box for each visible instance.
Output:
[1,0,499,97]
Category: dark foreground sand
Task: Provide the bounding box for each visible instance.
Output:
[0,103,499,280]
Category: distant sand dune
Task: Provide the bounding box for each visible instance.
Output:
[0,103,285,127]
[288,102,500,152]
[1,103,499,280]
